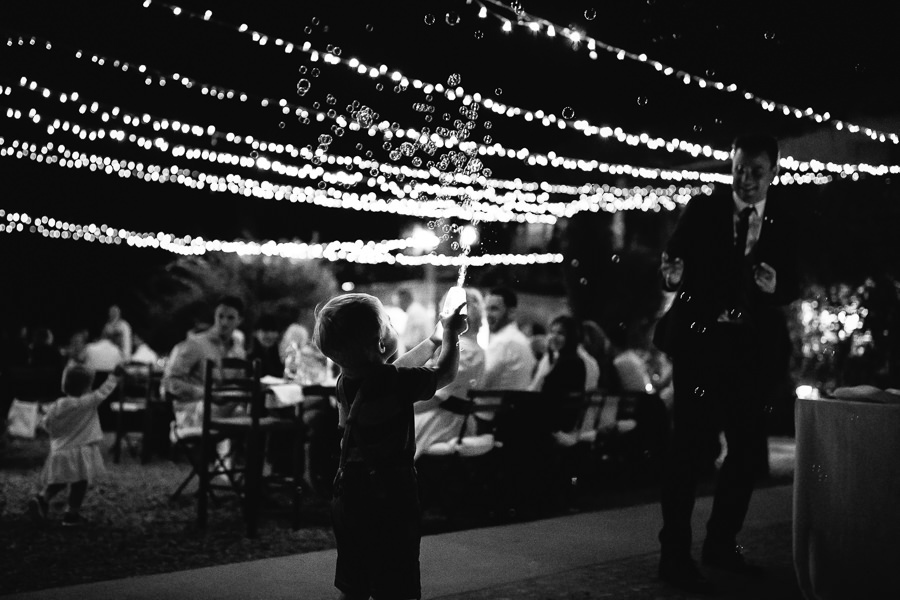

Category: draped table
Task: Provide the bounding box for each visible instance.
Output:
[793,397,900,599]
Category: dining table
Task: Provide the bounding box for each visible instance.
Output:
[793,395,900,599]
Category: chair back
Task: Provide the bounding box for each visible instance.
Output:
[203,357,263,417]
[120,361,152,401]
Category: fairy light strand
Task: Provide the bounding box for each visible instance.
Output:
[136,1,900,165]
[0,207,563,265]
[476,0,900,145]
[3,100,726,218]
[130,4,737,161]
[8,74,889,184]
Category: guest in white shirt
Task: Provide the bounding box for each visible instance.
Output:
[481,287,536,391]
[102,305,133,360]
[82,331,125,373]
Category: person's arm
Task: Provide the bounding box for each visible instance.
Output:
[659,195,701,290]
[529,353,553,391]
[431,304,466,390]
[163,341,204,402]
[75,369,123,410]
[120,322,133,360]
[393,328,441,368]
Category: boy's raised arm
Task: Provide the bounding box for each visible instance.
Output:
[431,304,467,390]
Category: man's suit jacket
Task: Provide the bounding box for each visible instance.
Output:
[653,192,799,381]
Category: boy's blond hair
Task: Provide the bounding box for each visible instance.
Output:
[313,293,386,370]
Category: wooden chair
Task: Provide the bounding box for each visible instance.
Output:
[436,389,557,518]
[198,358,306,537]
[109,361,165,463]
[588,390,669,481]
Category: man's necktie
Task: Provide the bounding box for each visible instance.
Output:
[735,205,755,262]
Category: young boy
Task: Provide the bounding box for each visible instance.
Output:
[313,292,466,600]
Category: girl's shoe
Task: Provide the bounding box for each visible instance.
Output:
[27,496,48,522]
[62,512,85,526]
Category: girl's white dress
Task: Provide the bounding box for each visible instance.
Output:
[39,375,118,486]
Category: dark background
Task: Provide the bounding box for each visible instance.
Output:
[2,0,899,337]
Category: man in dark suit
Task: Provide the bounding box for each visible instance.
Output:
[653,134,799,593]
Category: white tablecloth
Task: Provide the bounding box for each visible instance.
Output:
[260,376,304,408]
[794,397,900,599]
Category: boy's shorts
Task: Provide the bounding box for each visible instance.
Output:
[332,464,421,600]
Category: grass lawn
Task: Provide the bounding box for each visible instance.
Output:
[0,431,794,596]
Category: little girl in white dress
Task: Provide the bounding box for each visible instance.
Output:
[28,364,122,525]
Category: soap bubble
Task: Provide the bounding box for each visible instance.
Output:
[474,30,484,39]
[562,106,575,119]
[389,150,401,160]
[424,14,435,25]
[584,8,597,20]
[445,12,460,26]
[447,73,461,86]
[375,83,383,91]
[318,134,332,145]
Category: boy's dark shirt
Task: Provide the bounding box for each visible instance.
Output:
[337,363,437,468]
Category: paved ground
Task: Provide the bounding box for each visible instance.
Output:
[5,484,800,600]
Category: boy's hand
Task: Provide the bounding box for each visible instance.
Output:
[660,252,684,288]
[441,302,468,337]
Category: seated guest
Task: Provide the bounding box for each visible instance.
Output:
[162,296,246,434]
[246,314,284,377]
[482,287,536,391]
[29,327,63,369]
[102,305,133,360]
[581,320,619,392]
[612,322,656,395]
[62,327,90,367]
[414,288,486,460]
[530,315,599,432]
[82,330,125,373]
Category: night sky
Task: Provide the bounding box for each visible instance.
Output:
[2,0,899,333]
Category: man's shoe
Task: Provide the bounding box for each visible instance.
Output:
[658,556,715,595]
[702,542,764,578]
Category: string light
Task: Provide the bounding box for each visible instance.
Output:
[9,34,894,183]
[11,75,883,185]
[475,0,900,145]
[136,3,900,167]
[4,99,719,218]
[0,208,562,265]
[0,136,558,223]
[125,5,748,161]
